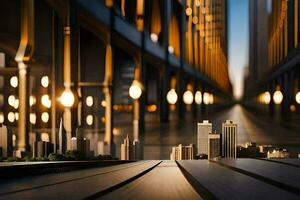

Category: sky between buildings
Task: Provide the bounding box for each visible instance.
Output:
[228,0,249,99]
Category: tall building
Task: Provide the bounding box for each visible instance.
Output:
[208,132,220,160]
[0,125,12,158]
[197,120,212,156]
[120,135,130,160]
[248,0,269,84]
[170,144,194,160]
[222,120,237,158]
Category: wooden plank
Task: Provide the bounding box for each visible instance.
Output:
[216,158,300,195]
[0,161,160,200]
[178,160,299,200]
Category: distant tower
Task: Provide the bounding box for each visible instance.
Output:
[120,134,130,160]
[222,120,237,158]
[197,120,212,156]
[208,131,220,160]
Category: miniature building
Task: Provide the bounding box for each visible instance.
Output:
[208,132,220,159]
[222,120,237,158]
[197,120,212,156]
[170,144,194,160]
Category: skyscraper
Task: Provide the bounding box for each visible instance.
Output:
[222,120,237,158]
[208,132,220,160]
[0,125,12,158]
[120,135,130,160]
[197,120,212,156]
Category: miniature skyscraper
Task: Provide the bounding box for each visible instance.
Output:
[197,120,212,156]
[0,124,13,158]
[222,120,237,158]
[58,118,66,154]
[208,131,220,159]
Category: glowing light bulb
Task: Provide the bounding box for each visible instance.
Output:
[203,92,210,105]
[167,89,178,105]
[209,94,214,104]
[273,90,283,105]
[41,94,51,108]
[195,91,202,105]
[8,112,15,123]
[129,81,142,99]
[86,115,93,126]
[60,89,75,107]
[150,33,158,42]
[30,113,36,125]
[41,112,49,123]
[8,95,16,107]
[263,92,271,104]
[183,90,194,105]
[296,92,300,104]
[41,76,49,88]
[86,96,93,107]
[10,76,18,88]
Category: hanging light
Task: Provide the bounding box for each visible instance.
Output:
[150,33,158,43]
[186,7,192,16]
[129,80,143,100]
[0,112,4,123]
[263,91,271,104]
[41,133,50,142]
[86,115,93,126]
[14,112,19,121]
[8,95,16,107]
[41,94,51,108]
[167,89,178,105]
[273,90,283,105]
[30,113,37,125]
[41,112,49,123]
[168,46,174,54]
[86,96,93,107]
[195,91,202,105]
[30,96,36,106]
[13,99,19,109]
[203,92,210,105]
[41,76,49,88]
[60,88,75,108]
[10,76,18,88]
[183,90,194,105]
[209,94,214,104]
[101,100,106,107]
[7,112,15,123]
[296,92,300,104]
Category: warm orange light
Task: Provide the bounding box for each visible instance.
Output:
[186,7,192,16]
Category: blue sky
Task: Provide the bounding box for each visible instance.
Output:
[228,0,249,99]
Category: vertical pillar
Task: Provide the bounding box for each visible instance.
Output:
[159,68,169,123]
[282,72,293,122]
[15,0,35,156]
[178,0,187,121]
[201,84,206,115]
[269,83,275,118]
[103,45,114,155]
[51,11,57,152]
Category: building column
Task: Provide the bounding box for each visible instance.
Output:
[15,0,35,156]
[159,68,169,123]
[281,72,293,122]
[103,44,114,155]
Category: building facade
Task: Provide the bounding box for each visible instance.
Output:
[222,120,237,158]
[170,144,194,160]
[244,0,300,125]
[0,0,232,158]
[208,132,220,159]
[197,120,212,156]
